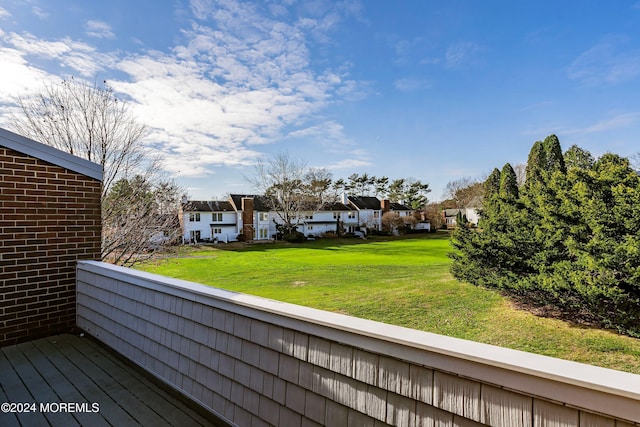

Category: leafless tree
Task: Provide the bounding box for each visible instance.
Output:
[248,152,309,235]
[102,176,183,266]
[382,211,405,234]
[422,202,444,230]
[10,78,148,195]
[442,177,484,208]
[513,163,527,187]
[304,167,335,205]
[9,78,182,265]
[631,153,640,172]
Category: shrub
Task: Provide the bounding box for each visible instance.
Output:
[283,231,305,243]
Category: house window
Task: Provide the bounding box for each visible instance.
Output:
[212,227,222,234]
[333,212,340,219]
[374,211,380,218]
[305,214,313,220]
[308,225,313,230]
[259,228,268,239]
[189,213,200,222]
[347,212,356,219]
[212,213,223,222]
[259,212,268,221]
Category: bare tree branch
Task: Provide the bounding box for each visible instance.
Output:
[9,78,181,266]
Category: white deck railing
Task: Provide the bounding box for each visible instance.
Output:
[76,261,640,426]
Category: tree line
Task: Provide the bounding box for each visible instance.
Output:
[450,135,640,337]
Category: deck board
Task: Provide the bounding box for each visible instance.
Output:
[0,347,51,427]
[4,342,81,427]
[27,338,113,427]
[63,335,209,427]
[0,334,226,427]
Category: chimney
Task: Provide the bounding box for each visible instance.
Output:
[242,197,254,240]
[381,199,391,213]
[341,192,349,205]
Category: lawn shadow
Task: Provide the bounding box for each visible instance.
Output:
[204,233,448,253]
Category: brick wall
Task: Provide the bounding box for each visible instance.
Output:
[241,197,254,241]
[0,146,102,346]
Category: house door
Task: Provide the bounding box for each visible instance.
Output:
[189,230,201,242]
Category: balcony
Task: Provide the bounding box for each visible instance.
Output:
[60,261,640,426]
[1,259,639,426]
[0,334,226,426]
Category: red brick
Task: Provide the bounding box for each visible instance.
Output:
[0,146,101,346]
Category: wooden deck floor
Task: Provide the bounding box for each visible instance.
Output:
[0,334,227,427]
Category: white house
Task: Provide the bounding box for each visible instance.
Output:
[181,193,415,242]
[443,197,481,228]
[296,202,355,237]
[181,200,238,243]
[228,194,274,241]
[344,195,382,234]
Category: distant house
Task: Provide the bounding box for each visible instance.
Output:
[181,200,237,243]
[149,214,182,247]
[228,194,274,241]
[443,197,481,228]
[389,201,414,217]
[344,195,383,233]
[180,192,414,242]
[413,210,432,232]
[300,202,353,237]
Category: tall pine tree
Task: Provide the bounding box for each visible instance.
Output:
[451,135,640,336]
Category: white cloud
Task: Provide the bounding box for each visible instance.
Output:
[0,46,55,100]
[394,77,431,92]
[445,42,484,68]
[0,7,10,19]
[31,6,49,20]
[568,41,640,85]
[566,112,640,135]
[522,112,640,139]
[521,100,554,111]
[326,158,372,169]
[4,32,116,76]
[289,121,345,139]
[0,0,366,179]
[86,20,115,39]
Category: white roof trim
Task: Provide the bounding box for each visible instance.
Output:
[0,127,102,181]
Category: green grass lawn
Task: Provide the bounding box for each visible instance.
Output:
[137,233,640,374]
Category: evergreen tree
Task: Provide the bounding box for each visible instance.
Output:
[525,140,545,187]
[559,153,640,334]
[451,134,640,336]
[484,168,501,199]
[451,165,529,290]
[564,145,594,171]
[499,163,519,200]
[542,134,566,175]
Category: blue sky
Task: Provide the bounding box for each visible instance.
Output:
[2,0,640,201]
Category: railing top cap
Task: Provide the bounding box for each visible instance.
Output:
[77,260,640,406]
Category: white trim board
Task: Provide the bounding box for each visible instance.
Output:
[0,127,102,181]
